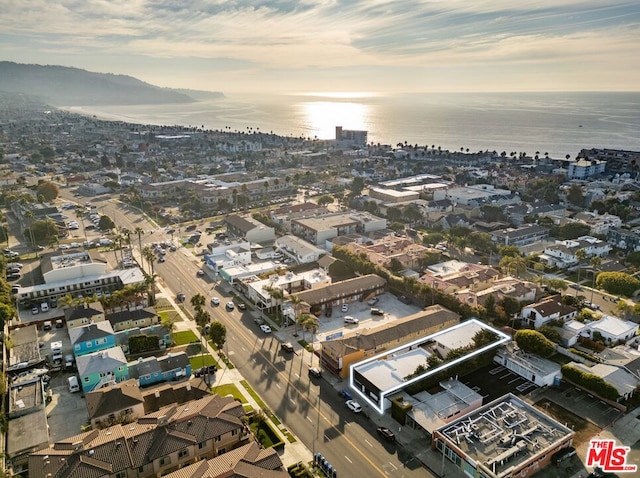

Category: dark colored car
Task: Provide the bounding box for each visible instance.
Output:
[377,427,396,442]
[398,295,412,304]
[177,292,186,302]
[308,367,321,378]
[185,224,197,231]
[281,342,294,353]
[371,307,384,315]
[338,389,352,400]
[194,365,217,377]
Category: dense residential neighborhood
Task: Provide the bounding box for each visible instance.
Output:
[2,95,640,477]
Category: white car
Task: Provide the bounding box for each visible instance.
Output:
[210,297,220,306]
[344,316,359,325]
[59,244,70,250]
[260,324,272,334]
[346,400,362,413]
[341,304,349,312]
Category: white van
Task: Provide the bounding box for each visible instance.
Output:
[40,302,49,313]
[67,376,80,393]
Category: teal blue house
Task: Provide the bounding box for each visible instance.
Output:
[75,347,129,393]
[69,321,116,358]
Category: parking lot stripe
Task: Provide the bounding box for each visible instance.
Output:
[508,377,522,384]
[489,366,505,375]
[499,372,514,380]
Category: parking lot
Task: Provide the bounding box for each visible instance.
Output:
[542,384,623,429]
[460,363,539,402]
[313,293,422,341]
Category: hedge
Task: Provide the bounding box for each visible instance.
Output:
[561,364,619,401]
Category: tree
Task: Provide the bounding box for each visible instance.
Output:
[316,194,334,206]
[350,177,365,197]
[498,245,521,258]
[160,314,177,346]
[298,313,319,341]
[547,278,568,292]
[134,226,144,254]
[596,272,640,297]
[190,293,206,312]
[500,296,521,318]
[388,257,404,273]
[514,330,555,357]
[575,248,588,284]
[566,184,585,207]
[36,182,59,201]
[98,215,115,231]
[209,321,227,350]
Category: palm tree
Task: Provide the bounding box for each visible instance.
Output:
[575,248,588,285]
[134,226,144,253]
[288,294,303,333]
[160,314,177,347]
[191,293,206,312]
[144,273,158,305]
[589,256,602,303]
[142,246,155,275]
[75,208,88,242]
[299,313,319,342]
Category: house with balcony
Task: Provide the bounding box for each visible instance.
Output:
[76,347,129,393]
[127,352,191,387]
[607,227,640,253]
[490,224,550,247]
[69,321,116,357]
[29,394,251,478]
[520,295,578,329]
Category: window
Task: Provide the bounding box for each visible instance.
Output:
[232,429,238,436]
[86,342,92,348]
[214,435,221,442]
[178,450,188,458]
[95,338,107,345]
[74,344,81,351]
[115,473,126,478]
[198,442,206,450]
[159,457,171,466]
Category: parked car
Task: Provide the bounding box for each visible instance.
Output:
[341,304,349,312]
[339,389,352,400]
[194,365,217,377]
[367,297,379,306]
[281,342,294,353]
[225,302,235,311]
[344,316,359,325]
[346,400,362,413]
[197,270,205,276]
[260,324,272,334]
[210,297,220,306]
[398,295,412,304]
[31,306,39,314]
[308,367,322,378]
[371,308,384,316]
[176,292,186,302]
[376,427,396,442]
[237,302,247,310]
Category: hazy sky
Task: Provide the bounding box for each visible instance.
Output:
[1,0,639,94]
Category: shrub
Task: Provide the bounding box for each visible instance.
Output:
[561,364,619,401]
[514,329,556,357]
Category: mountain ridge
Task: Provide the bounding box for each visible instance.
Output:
[0,62,224,106]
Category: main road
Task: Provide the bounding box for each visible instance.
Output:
[58,191,433,477]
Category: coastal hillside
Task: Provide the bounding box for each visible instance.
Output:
[0,62,222,106]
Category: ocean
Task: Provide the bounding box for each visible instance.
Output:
[66,91,640,159]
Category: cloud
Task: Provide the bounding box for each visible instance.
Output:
[0,0,638,91]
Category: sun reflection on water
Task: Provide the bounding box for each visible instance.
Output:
[299,100,370,140]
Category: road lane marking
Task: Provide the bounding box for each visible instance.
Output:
[344,456,352,464]
[307,416,313,423]
[275,383,281,389]
[389,462,397,470]
[365,439,373,447]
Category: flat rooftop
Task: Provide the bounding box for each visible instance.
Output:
[350,319,511,414]
[437,394,574,477]
[357,348,432,391]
